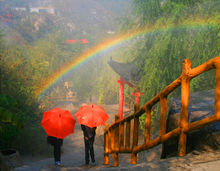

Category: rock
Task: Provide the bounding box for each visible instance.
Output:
[192,150,201,155]
[0,149,23,170]
[161,89,220,158]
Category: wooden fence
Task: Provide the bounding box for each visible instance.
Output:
[104,56,220,166]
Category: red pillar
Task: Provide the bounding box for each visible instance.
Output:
[117,77,134,120]
[117,77,125,120]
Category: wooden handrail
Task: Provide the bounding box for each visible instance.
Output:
[104,56,220,166]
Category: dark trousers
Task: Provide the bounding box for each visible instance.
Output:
[54,143,61,162]
[84,136,95,164]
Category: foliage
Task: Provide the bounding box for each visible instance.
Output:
[0,32,50,154]
[0,94,23,132]
[132,0,162,26]
[117,0,220,131]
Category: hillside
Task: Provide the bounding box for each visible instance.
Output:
[0,0,131,45]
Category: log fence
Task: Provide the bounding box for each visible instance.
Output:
[104,56,220,166]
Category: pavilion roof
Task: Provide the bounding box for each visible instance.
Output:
[108,58,143,84]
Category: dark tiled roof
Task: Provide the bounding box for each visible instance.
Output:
[108,58,143,83]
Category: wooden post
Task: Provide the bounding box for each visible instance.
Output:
[131,103,140,164]
[114,115,119,166]
[119,122,125,151]
[114,125,119,165]
[104,124,109,165]
[178,59,191,156]
[125,120,131,150]
[145,107,151,144]
[110,128,114,154]
[115,114,119,122]
[160,96,167,139]
[131,116,139,164]
[108,127,112,154]
[215,61,220,120]
[134,103,140,113]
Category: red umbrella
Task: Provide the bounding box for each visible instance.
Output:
[75,104,109,128]
[41,107,76,139]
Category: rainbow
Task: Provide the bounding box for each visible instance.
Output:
[34,19,219,97]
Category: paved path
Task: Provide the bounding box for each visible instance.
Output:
[14,104,220,170]
[14,122,220,171]
[14,121,132,171]
[14,103,132,170]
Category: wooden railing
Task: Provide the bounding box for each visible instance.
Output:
[104,56,220,166]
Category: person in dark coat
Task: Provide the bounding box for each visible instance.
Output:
[47,136,63,166]
[81,124,97,165]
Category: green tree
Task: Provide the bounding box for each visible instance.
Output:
[115,0,220,131]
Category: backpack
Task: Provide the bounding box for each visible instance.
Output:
[47,136,63,146]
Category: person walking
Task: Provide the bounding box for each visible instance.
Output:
[47,136,63,166]
[81,124,96,165]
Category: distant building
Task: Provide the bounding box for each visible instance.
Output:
[29,8,39,13]
[107,30,115,34]
[12,7,27,12]
[29,7,56,14]
[12,6,56,14]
